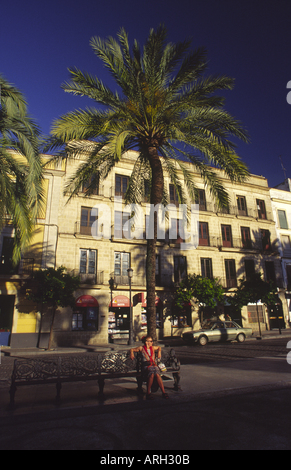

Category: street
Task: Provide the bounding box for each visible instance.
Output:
[1,335,291,450]
[170,336,290,363]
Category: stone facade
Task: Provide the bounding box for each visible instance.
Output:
[270,185,291,325]
[0,150,289,348]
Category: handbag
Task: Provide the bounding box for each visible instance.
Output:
[143,346,167,372]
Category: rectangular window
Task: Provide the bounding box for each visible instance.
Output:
[170,218,178,242]
[278,210,289,229]
[72,309,98,331]
[199,222,209,246]
[225,259,237,288]
[169,184,179,206]
[265,261,276,284]
[241,227,252,249]
[114,211,130,239]
[237,196,247,216]
[82,176,99,195]
[169,218,185,243]
[257,199,267,220]
[72,313,83,330]
[114,252,130,284]
[245,259,255,281]
[261,229,271,251]
[79,249,97,282]
[174,256,187,283]
[195,189,207,211]
[201,258,213,279]
[80,207,98,236]
[221,225,233,248]
[0,237,18,275]
[115,175,129,199]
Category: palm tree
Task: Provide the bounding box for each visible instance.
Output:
[46,25,249,340]
[0,75,43,264]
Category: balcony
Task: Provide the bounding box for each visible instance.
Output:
[217,237,262,251]
[216,205,240,216]
[71,270,104,285]
[220,277,237,289]
[113,274,146,287]
[75,222,99,237]
[257,210,273,222]
[198,236,218,248]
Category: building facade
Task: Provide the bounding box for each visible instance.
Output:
[270,184,291,326]
[0,151,289,348]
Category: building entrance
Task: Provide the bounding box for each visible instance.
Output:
[0,295,15,346]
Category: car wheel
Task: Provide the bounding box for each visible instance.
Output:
[199,335,208,346]
[237,333,245,343]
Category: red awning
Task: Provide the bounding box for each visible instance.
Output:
[141,294,163,308]
[109,295,132,308]
[75,295,99,308]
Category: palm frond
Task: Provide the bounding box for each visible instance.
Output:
[0,75,43,262]
[62,68,121,108]
[50,25,250,211]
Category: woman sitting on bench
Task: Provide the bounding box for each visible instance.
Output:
[130,335,169,400]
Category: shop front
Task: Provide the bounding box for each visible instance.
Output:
[53,294,101,348]
[72,295,99,331]
[108,295,132,343]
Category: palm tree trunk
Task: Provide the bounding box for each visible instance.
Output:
[48,306,57,350]
[146,146,164,341]
[36,304,44,349]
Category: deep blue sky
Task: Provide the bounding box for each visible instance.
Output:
[1,0,291,187]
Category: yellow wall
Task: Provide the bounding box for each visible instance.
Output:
[16,312,37,333]
[38,178,49,219]
[24,224,45,269]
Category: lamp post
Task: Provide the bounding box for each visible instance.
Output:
[109,274,116,308]
[127,267,134,345]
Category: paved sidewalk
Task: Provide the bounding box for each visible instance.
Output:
[0,329,290,417]
[1,347,291,417]
[1,357,291,450]
[1,332,291,450]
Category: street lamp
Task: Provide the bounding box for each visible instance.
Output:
[127,267,134,345]
[109,274,116,309]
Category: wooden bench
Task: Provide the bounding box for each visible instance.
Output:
[9,348,181,408]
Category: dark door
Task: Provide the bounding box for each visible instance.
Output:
[199,222,209,246]
[268,303,285,330]
[0,295,15,346]
[221,225,232,248]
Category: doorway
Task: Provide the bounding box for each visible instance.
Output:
[268,302,285,330]
[0,295,15,346]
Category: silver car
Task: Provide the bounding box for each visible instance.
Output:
[182,320,253,346]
